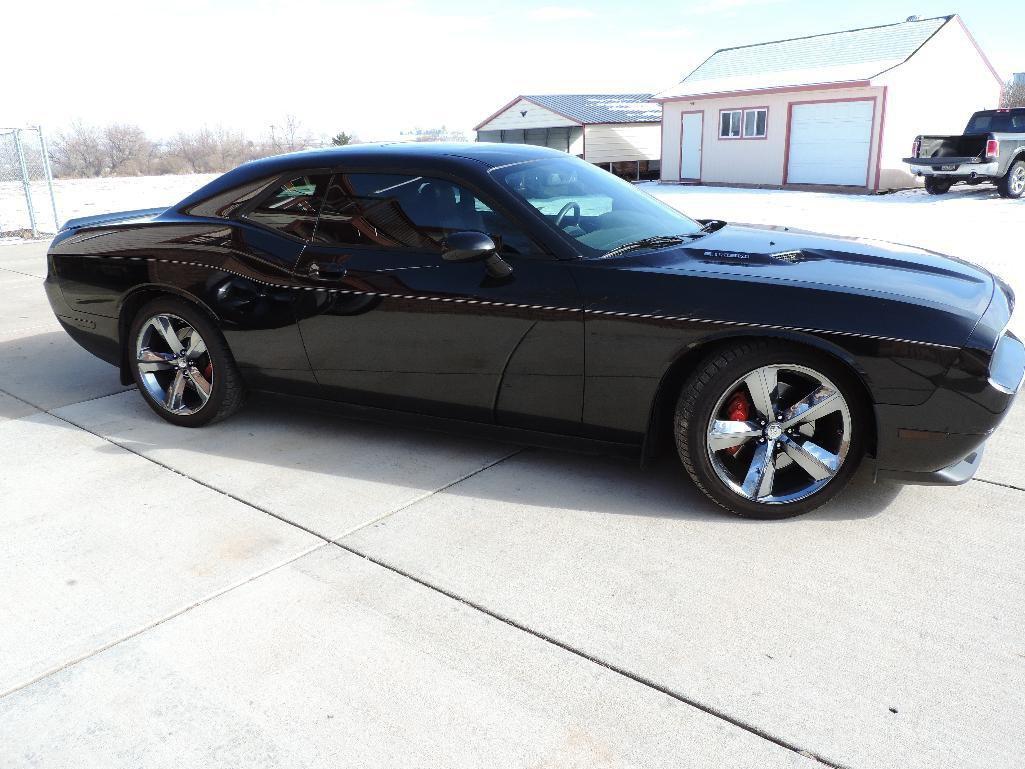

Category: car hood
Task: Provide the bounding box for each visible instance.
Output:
[593,224,996,347]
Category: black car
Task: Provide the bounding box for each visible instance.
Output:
[45,143,1023,517]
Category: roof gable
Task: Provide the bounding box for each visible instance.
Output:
[476,94,660,130]
[657,15,952,99]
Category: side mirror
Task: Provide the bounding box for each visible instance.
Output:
[442,231,512,279]
[443,231,496,262]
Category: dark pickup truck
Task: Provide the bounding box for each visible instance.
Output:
[904,108,1025,198]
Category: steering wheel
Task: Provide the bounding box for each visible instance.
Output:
[554,201,581,229]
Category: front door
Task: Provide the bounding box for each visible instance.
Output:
[292,171,583,431]
[680,111,703,181]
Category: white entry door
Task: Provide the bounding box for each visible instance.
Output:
[787,100,874,186]
[680,112,703,180]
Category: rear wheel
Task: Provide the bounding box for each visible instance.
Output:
[924,176,953,195]
[129,297,246,427]
[674,341,866,518]
[997,160,1025,199]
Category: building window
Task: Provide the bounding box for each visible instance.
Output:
[719,110,742,138]
[743,108,768,138]
[719,108,768,139]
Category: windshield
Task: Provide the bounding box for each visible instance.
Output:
[965,112,1025,133]
[492,156,703,257]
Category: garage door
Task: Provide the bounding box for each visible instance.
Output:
[786,100,874,186]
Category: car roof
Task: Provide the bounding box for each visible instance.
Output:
[175,142,563,212]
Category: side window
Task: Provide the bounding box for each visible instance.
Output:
[313,173,542,256]
[244,174,329,241]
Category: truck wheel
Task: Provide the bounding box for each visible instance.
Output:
[997,160,1025,199]
[924,177,952,195]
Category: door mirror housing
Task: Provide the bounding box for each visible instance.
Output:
[442,231,497,263]
[443,231,513,279]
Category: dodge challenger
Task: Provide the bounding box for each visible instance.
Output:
[45,143,1023,517]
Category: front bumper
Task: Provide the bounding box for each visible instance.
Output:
[876,446,984,486]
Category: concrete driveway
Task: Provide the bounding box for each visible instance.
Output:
[1,240,1023,769]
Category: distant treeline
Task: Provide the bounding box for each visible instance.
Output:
[48,116,467,178]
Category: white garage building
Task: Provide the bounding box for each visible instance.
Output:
[657,15,1003,191]
[475,94,662,179]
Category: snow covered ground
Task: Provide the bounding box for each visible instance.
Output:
[2,173,1022,333]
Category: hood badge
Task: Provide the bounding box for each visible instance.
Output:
[704,250,750,260]
[769,250,805,263]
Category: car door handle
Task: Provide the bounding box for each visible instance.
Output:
[307,262,348,280]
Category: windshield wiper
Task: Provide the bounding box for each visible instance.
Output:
[601,234,693,259]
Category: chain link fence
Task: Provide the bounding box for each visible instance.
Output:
[0,127,60,239]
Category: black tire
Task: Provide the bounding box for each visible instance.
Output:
[674,340,867,519]
[128,296,246,427]
[997,159,1025,199]
[924,177,953,195]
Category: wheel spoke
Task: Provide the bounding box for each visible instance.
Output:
[150,315,184,355]
[137,349,175,373]
[781,436,839,481]
[744,367,777,420]
[740,439,777,500]
[185,331,207,358]
[708,419,762,451]
[165,371,186,412]
[187,367,212,405]
[781,385,840,428]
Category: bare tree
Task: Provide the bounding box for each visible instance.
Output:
[167,127,257,173]
[1001,78,1025,108]
[268,115,313,153]
[102,123,152,175]
[50,122,107,177]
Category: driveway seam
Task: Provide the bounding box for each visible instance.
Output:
[330,540,847,769]
[974,476,1025,493]
[3,383,845,765]
[0,541,329,700]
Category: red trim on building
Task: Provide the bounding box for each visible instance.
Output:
[782,96,878,188]
[873,86,889,191]
[655,80,871,103]
[953,16,1003,87]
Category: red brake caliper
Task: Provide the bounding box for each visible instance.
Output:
[204,362,213,380]
[724,390,751,456]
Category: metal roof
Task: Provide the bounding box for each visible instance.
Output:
[656,15,952,99]
[494,94,661,126]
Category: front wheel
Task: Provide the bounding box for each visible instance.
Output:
[129,297,246,427]
[674,342,866,518]
[997,160,1025,199]
[924,176,953,195]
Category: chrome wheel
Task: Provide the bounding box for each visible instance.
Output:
[706,364,851,505]
[135,313,214,416]
[1012,165,1025,196]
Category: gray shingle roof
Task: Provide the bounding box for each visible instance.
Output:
[657,15,951,99]
[522,94,661,123]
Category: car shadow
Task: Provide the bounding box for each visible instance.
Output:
[77,387,901,524]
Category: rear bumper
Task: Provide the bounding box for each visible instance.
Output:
[876,446,984,486]
[903,159,999,177]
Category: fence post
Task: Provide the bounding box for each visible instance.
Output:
[13,129,39,238]
[37,126,60,232]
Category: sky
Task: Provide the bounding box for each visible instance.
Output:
[3,0,1023,142]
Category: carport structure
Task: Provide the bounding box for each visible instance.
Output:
[475,93,662,179]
